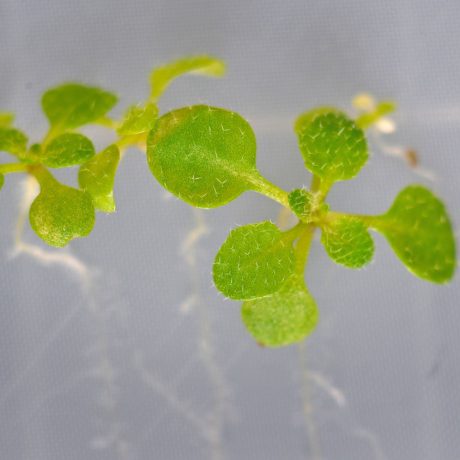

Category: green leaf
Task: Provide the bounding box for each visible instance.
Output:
[288,188,314,222]
[0,126,28,156]
[294,106,343,135]
[213,221,296,301]
[42,133,95,168]
[0,112,14,126]
[321,217,374,268]
[117,102,158,136]
[297,111,368,182]
[147,105,260,208]
[29,168,95,247]
[0,174,4,190]
[375,185,456,283]
[150,55,225,101]
[42,83,117,130]
[78,145,120,212]
[241,276,319,347]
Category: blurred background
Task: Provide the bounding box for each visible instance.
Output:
[1,1,459,459]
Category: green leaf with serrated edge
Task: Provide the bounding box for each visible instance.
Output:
[294,106,343,135]
[42,83,117,130]
[78,145,120,212]
[29,168,95,247]
[297,112,368,182]
[213,221,296,301]
[147,105,260,208]
[241,276,319,347]
[42,133,95,168]
[0,126,28,155]
[0,174,4,190]
[288,189,314,222]
[117,102,158,136]
[321,217,374,268]
[150,55,225,101]
[0,112,14,126]
[374,185,456,283]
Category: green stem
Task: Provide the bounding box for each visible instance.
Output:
[0,163,29,174]
[283,221,307,243]
[322,210,381,229]
[310,175,331,203]
[310,175,321,193]
[115,132,148,155]
[42,125,62,147]
[249,173,290,208]
[96,116,118,129]
[27,164,55,188]
[295,224,316,274]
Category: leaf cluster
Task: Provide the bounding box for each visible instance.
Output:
[1,56,456,347]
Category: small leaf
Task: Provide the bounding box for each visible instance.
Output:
[375,185,456,283]
[42,133,95,168]
[288,189,314,221]
[213,222,296,300]
[241,276,319,347]
[0,112,14,126]
[297,111,368,182]
[78,145,120,212]
[321,217,374,268]
[29,168,95,247]
[0,126,28,156]
[0,174,4,190]
[147,105,259,208]
[150,55,225,101]
[42,83,117,130]
[117,102,158,136]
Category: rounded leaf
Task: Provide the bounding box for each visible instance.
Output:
[78,145,120,212]
[288,189,313,222]
[321,217,374,268]
[242,277,319,347]
[376,185,456,283]
[42,83,117,129]
[147,105,258,208]
[42,133,95,168]
[29,171,95,247]
[213,222,295,300]
[297,112,368,182]
[0,126,28,156]
[117,102,158,136]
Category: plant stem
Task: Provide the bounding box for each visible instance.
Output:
[115,133,148,160]
[310,175,321,193]
[321,210,381,229]
[26,164,55,187]
[96,116,118,129]
[248,173,290,208]
[295,224,316,274]
[0,163,29,174]
[310,174,331,203]
[41,125,61,147]
[283,221,307,242]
